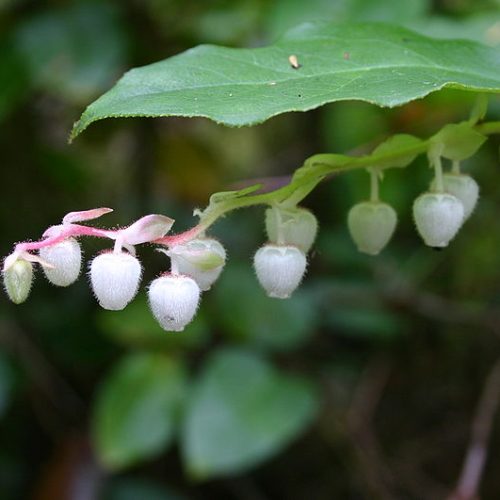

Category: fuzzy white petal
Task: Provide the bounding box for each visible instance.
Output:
[413,192,464,247]
[90,252,142,310]
[436,174,479,220]
[40,238,82,287]
[253,244,307,299]
[347,201,397,255]
[148,275,200,332]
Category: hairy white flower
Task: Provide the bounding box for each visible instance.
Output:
[253,244,307,299]
[3,259,33,304]
[413,192,464,247]
[148,274,200,332]
[90,252,142,310]
[39,237,82,286]
[347,201,397,255]
[431,173,479,221]
[265,206,318,252]
[169,238,226,291]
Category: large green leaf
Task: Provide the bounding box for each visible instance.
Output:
[72,22,500,139]
[92,353,186,470]
[181,348,319,479]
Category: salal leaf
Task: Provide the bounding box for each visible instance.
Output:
[370,134,423,168]
[431,122,486,161]
[92,353,186,470]
[72,22,500,139]
[195,184,262,219]
[182,348,319,479]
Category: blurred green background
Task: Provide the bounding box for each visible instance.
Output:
[1,1,500,499]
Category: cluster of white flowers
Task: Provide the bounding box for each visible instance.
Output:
[347,169,479,254]
[2,206,320,332]
[2,165,479,330]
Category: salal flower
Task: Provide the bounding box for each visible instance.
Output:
[90,251,142,310]
[253,244,307,299]
[431,173,479,221]
[265,206,318,252]
[413,192,464,247]
[3,259,33,304]
[168,238,226,291]
[39,237,82,287]
[347,201,397,255]
[148,274,200,331]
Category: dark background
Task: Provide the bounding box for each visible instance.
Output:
[1,0,500,499]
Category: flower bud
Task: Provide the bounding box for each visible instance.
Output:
[169,238,226,291]
[39,237,82,287]
[347,201,397,256]
[3,259,33,304]
[413,192,464,248]
[253,244,307,299]
[431,173,479,221]
[148,274,200,332]
[90,251,142,310]
[265,206,318,253]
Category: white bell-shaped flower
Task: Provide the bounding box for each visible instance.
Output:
[265,206,318,253]
[253,244,307,299]
[148,274,200,332]
[169,238,226,291]
[90,251,142,310]
[431,173,479,221]
[3,259,33,304]
[39,237,82,287]
[347,201,397,255]
[413,192,464,248]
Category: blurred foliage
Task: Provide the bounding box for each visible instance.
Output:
[1,1,500,499]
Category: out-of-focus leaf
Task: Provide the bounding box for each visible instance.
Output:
[0,39,29,121]
[72,22,500,139]
[14,2,128,102]
[265,0,429,40]
[213,263,316,351]
[99,295,209,350]
[0,352,14,418]
[325,305,406,339]
[409,12,500,47]
[182,348,319,479]
[92,353,186,470]
[102,477,187,500]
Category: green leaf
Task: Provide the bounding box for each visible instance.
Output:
[72,22,500,139]
[371,134,424,168]
[213,263,316,351]
[431,122,487,161]
[92,353,186,470]
[15,3,128,102]
[182,348,319,479]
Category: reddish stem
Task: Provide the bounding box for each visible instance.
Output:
[15,225,117,253]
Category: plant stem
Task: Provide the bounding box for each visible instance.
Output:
[369,168,380,203]
[432,155,445,193]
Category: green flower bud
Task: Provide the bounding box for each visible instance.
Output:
[265,206,318,252]
[169,238,226,291]
[347,201,397,255]
[3,260,33,304]
[413,192,464,248]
